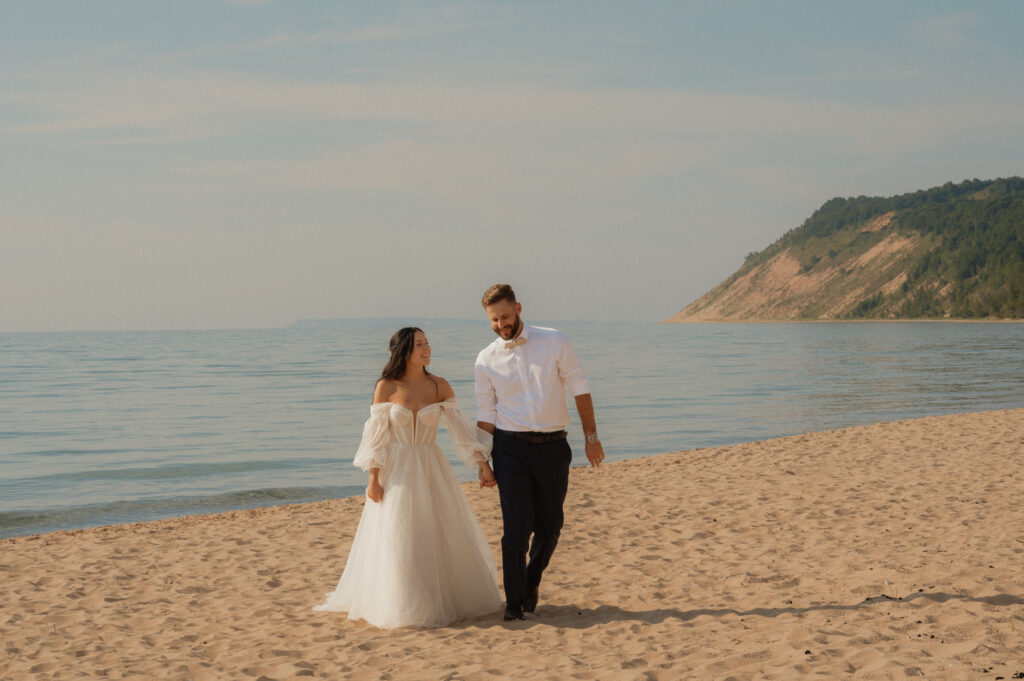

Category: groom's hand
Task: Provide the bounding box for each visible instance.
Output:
[478,462,497,488]
[585,441,605,467]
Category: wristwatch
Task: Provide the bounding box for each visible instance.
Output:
[585,432,600,444]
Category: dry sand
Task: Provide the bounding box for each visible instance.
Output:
[3,409,1023,680]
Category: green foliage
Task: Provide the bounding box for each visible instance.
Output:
[848,293,884,318]
[798,255,822,274]
[898,288,943,318]
[897,179,1024,318]
[755,177,1024,319]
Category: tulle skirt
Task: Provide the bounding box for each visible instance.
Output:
[314,443,502,628]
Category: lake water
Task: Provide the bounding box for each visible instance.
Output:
[2,320,1022,539]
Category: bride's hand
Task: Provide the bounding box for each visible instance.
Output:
[478,462,497,489]
[366,472,384,503]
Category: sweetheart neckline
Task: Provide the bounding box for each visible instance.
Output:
[382,400,450,416]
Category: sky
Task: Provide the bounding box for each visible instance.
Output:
[2,1,1023,332]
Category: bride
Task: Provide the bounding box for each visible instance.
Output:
[313,327,503,628]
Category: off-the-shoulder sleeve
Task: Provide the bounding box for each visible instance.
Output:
[352,403,393,471]
[439,398,492,466]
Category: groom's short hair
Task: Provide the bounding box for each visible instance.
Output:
[482,284,517,308]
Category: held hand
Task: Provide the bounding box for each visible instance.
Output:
[585,440,605,467]
[366,478,384,503]
[478,462,497,489]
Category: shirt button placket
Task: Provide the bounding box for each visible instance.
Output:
[514,347,537,428]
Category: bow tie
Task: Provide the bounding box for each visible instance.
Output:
[504,337,526,350]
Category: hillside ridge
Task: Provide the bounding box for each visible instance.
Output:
[665,177,1024,322]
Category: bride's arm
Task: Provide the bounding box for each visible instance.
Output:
[366,467,383,502]
[435,377,496,488]
[364,380,394,503]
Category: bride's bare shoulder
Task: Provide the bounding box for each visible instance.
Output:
[430,375,456,400]
[373,378,399,404]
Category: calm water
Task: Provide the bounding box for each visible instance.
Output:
[2,321,1022,539]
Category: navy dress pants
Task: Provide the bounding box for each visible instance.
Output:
[491,431,572,611]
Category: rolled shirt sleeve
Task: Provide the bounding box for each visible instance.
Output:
[557,333,591,397]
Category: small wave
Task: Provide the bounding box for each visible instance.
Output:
[12,458,340,483]
[9,447,133,458]
[153,384,218,390]
[0,431,72,439]
[0,485,364,540]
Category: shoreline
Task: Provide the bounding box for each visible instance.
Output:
[4,408,1023,680]
[6,400,1023,542]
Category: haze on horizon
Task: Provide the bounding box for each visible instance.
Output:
[3,1,1023,332]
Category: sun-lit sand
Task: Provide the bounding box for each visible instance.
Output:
[3,409,1023,680]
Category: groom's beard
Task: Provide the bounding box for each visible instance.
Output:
[496,315,522,340]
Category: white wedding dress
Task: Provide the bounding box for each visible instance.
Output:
[313,398,502,628]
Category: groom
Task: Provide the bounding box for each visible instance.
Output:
[474,284,605,621]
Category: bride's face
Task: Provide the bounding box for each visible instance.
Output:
[407,330,431,368]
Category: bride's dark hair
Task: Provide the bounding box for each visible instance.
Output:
[379,327,429,381]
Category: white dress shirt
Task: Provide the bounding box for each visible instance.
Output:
[474,324,591,433]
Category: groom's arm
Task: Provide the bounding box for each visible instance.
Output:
[474,359,497,487]
[474,419,496,488]
[474,357,497,436]
[574,393,597,435]
[574,393,605,467]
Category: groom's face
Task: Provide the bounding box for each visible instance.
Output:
[485,300,522,340]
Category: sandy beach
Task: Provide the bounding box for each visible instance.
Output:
[3,408,1023,680]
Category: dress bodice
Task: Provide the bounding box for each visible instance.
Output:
[351,398,492,471]
[387,402,443,445]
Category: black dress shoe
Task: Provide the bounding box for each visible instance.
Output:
[523,586,539,613]
[503,606,525,621]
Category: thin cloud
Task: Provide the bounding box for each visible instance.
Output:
[7,62,1018,159]
[172,5,486,61]
[909,12,974,47]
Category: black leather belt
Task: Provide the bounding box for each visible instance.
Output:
[495,429,567,444]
